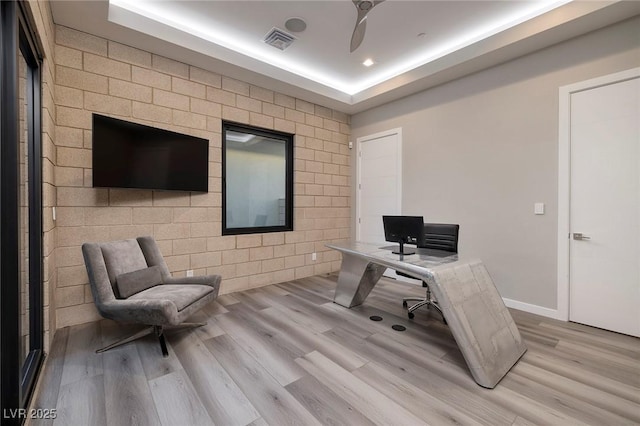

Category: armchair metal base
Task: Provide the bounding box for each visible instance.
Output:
[402,286,447,324]
[96,322,206,357]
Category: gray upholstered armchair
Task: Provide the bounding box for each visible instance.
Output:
[82,236,221,357]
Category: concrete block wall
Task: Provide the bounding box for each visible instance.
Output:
[52,26,351,328]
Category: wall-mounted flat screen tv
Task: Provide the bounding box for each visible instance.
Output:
[92,114,209,192]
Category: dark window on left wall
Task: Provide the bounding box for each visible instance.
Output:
[1,1,44,421]
[222,121,294,235]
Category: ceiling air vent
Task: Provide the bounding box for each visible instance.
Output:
[263,27,296,51]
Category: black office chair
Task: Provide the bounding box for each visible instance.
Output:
[400,223,459,322]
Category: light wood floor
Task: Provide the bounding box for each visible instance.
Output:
[31,273,640,426]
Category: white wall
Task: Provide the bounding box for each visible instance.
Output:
[351,17,640,311]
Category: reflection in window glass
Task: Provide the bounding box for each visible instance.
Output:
[18,49,30,365]
[223,123,293,235]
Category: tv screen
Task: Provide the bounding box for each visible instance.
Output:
[92,114,209,192]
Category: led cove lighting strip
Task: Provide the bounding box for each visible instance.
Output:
[110,0,350,92]
[110,0,572,97]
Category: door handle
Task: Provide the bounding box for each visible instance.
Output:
[573,233,591,240]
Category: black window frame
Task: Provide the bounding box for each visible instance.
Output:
[222,121,294,235]
[0,1,44,421]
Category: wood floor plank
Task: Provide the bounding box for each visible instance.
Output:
[275,279,332,304]
[266,294,340,333]
[526,338,639,387]
[171,329,260,426]
[285,374,376,426]
[538,322,640,355]
[511,415,539,426]
[215,310,306,386]
[246,417,270,426]
[503,369,635,425]
[512,361,640,422]
[321,300,457,354]
[558,317,640,345]
[319,300,418,339]
[148,369,214,426]
[217,294,241,306]
[522,347,640,404]
[301,302,374,340]
[205,334,322,426]
[518,325,561,347]
[327,327,518,425]
[231,289,273,311]
[31,273,640,426]
[485,382,590,426]
[295,350,427,426]
[235,304,346,363]
[188,310,226,341]
[370,317,454,358]
[261,282,290,296]
[53,374,106,426]
[393,331,632,426]
[30,327,69,426]
[287,291,364,328]
[200,299,230,316]
[353,362,485,426]
[557,339,640,370]
[297,274,339,292]
[136,332,183,382]
[259,306,370,371]
[101,340,161,426]
[365,331,567,425]
[59,321,104,387]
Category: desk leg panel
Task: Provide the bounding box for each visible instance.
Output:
[425,261,527,388]
[333,254,386,308]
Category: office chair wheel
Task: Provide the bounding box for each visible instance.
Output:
[408,312,415,319]
[402,300,408,307]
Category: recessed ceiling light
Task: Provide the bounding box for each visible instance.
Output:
[363,58,374,67]
[285,17,307,33]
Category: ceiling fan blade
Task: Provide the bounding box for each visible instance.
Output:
[349,0,385,53]
[350,17,367,53]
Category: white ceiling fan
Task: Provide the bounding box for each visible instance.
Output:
[350,0,385,53]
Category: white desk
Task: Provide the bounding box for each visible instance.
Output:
[326,241,527,389]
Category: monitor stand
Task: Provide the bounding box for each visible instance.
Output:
[392,240,415,255]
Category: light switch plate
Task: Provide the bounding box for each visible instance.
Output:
[534,202,545,215]
[186,269,194,277]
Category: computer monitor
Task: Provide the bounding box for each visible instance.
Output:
[382,215,425,255]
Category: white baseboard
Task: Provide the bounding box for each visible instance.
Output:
[502,297,565,320]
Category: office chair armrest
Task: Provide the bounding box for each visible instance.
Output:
[99,298,177,326]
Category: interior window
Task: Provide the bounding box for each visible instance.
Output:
[222,122,293,235]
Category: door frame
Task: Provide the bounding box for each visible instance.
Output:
[557,67,640,321]
[356,128,403,241]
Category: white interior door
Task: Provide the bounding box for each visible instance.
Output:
[356,129,402,244]
[357,129,415,283]
[569,75,639,337]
